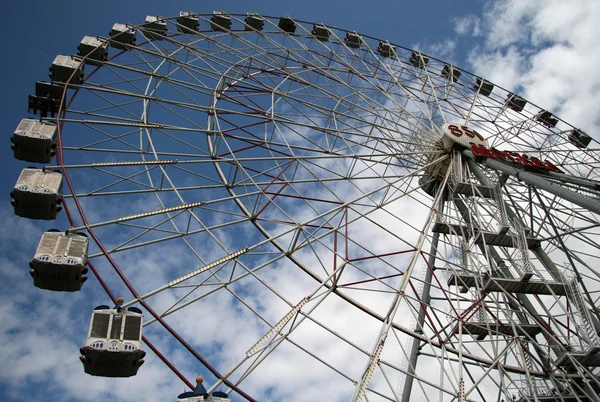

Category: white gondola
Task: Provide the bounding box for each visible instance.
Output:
[49,55,84,85]
[109,23,136,50]
[377,41,396,58]
[410,51,429,68]
[210,11,231,31]
[244,13,264,31]
[80,298,145,377]
[11,168,62,220]
[144,16,167,40]
[11,118,57,163]
[177,376,231,401]
[344,31,362,49]
[311,24,330,41]
[77,36,108,65]
[278,16,296,33]
[29,230,88,291]
[177,12,199,33]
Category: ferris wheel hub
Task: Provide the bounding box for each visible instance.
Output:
[439,124,487,151]
[419,124,487,196]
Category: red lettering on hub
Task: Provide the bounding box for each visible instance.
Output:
[447,125,485,142]
[469,143,563,173]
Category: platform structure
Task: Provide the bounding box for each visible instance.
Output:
[439,168,567,297]
[431,147,600,393]
[505,350,597,402]
[473,231,540,248]
[451,181,495,198]
[456,320,542,340]
[432,223,540,248]
[447,271,567,296]
[432,219,540,287]
[449,152,495,196]
[432,152,525,249]
[517,396,591,402]
[511,380,592,402]
[431,221,472,238]
[517,395,590,402]
[451,306,542,340]
[554,346,600,368]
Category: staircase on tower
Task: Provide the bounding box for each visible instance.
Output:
[554,279,600,368]
[440,151,567,296]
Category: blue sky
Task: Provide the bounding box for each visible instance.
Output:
[2,1,600,401]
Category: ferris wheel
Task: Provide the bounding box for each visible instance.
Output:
[11,11,600,402]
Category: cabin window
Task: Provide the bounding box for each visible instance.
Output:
[90,313,110,338]
[110,315,123,339]
[123,316,142,341]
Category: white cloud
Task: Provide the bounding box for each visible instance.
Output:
[413,39,458,62]
[453,14,482,36]
[481,0,539,48]
[466,45,525,92]
[463,0,600,134]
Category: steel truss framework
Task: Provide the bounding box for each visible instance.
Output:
[21,12,600,402]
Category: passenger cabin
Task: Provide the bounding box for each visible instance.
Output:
[344,32,362,49]
[177,12,199,33]
[377,41,396,58]
[536,110,558,128]
[30,230,89,291]
[28,81,64,118]
[77,36,108,65]
[312,24,330,41]
[506,93,526,113]
[278,17,296,33]
[569,129,592,149]
[144,16,168,40]
[442,64,461,82]
[474,78,494,96]
[11,168,62,220]
[211,11,232,31]
[410,51,428,68]
[244,13,264,31]
[80,298,145,377]
[177,376,231,402]
[50,55,84,85]
[109,23,136,50]
[11,118,57,163]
